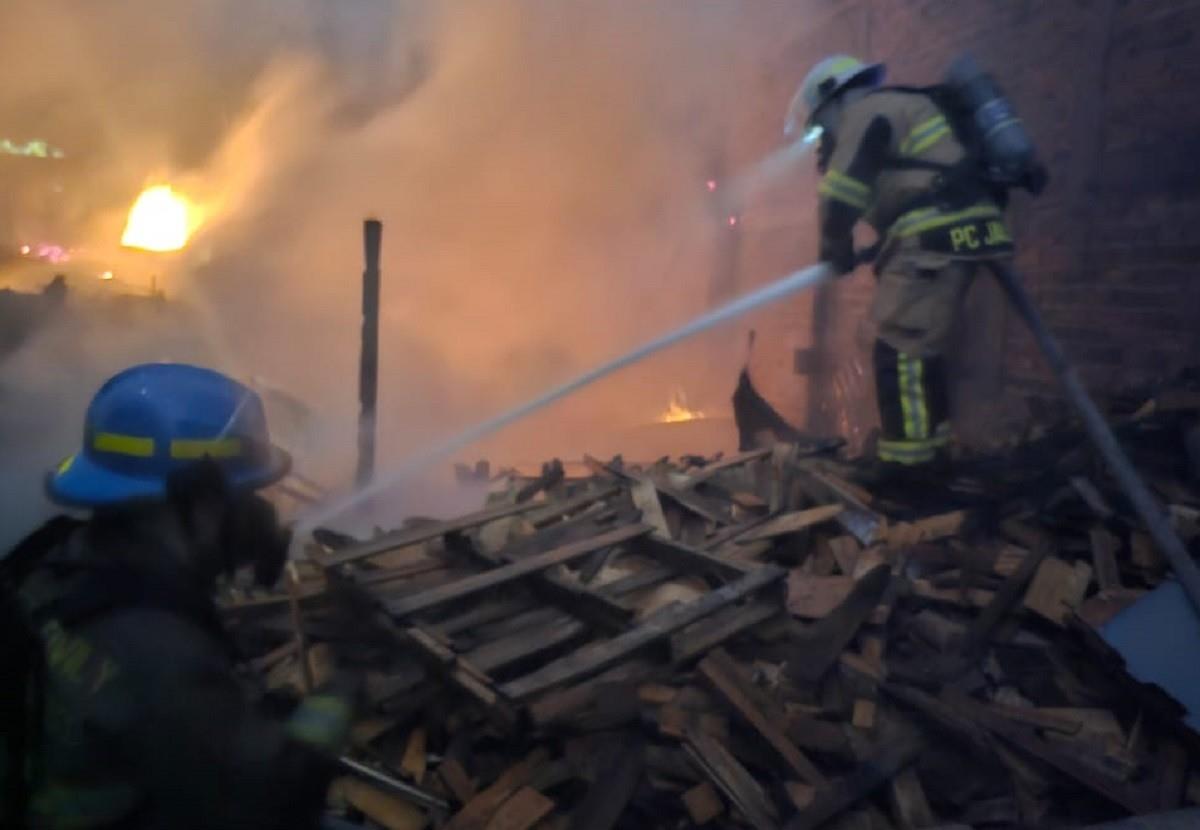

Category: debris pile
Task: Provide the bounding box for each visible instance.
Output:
[227,384,1200,829]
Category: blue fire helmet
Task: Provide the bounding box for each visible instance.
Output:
[47,363,292,508]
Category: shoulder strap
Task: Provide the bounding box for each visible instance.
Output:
[1,516,84,584]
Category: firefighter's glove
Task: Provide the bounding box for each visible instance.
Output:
[820,235,857,276]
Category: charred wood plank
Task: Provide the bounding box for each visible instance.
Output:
[961,541,1049,656]
[322,499,553,568]
[794,468,884,546]
[568,732,645,830]
[699,648,826,785]
[782,735,923,830]
[945,693,1161,814]
[503,566,786,701]
[385,524,650,618]
[685,728,779,830]
[443,750,549,830]
[735,505,844,544]
[670,600,781,664]
[785,565,891,685]
[636,534,755,580]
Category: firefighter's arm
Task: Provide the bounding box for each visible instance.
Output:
[98,611,349,829]
[817,112,894,274]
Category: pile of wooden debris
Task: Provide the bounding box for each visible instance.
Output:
[227,387,1200,830]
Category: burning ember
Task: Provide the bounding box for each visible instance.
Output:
[658,389,706,424]
[121,185,196,252]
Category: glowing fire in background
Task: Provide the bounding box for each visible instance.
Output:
[658,388,706,424]
[121,185,197,252]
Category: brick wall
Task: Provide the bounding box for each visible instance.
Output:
[735,0,1200,442]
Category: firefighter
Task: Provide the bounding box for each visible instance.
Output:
[786,55,1042,471]
[1,363,352,829]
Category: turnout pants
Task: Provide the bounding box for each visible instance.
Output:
[870,252,978,465]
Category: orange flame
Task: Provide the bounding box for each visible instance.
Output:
[121,185,198,252]
[658,388,705,424]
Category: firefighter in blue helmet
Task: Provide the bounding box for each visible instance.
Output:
[1,363,352,829]
[786,55,1046,472]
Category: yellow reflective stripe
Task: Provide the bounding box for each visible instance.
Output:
[286,694,351,751]
[878,439,936,465]
[912,356,928,439]
[170,437,242,459]
[908,125,951,156]
[826,56,862,77]
[826,170,871,198]
[900,115,949,156]
[819,170,872,210]
[92,432,154,458]
[889,203,1002,239]
[897,353,929,440]
[898,355,916,440]
[897,353,929,441]
[57,455,76,475]
[819,182,870,210]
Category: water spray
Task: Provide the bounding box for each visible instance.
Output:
[721,126,823,206]
[293,259,835,541]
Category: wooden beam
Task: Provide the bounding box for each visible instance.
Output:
[685,729,779,830]
[946,695,1160,814]
[888,767,936,830]
[568,732,645,830]
[787,565,891,685]
[884,511,968,547]
[444,750,549,830]
[699,648,826,786]
[683,447,772,488]
[525,484,623,528]
[682,782,725,824]
[783,736,923,830]
[735,505,844,543]
[1023,557,1093,625]
[670,600,781,664]
[1089,524,1123,591]
[465,618,588,675]
[385,524,650,618]
[484,787,554,830]
[403,625,509,718]
[322,498,551,568]
[502,565,785,701]
[526,659,659,728]
[961,541,1049,655]
[794,468,884,545]
[651,473,733,526]
[637,534,755,580]
[786,574,855,619]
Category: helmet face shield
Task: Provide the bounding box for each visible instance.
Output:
[786,56,885,138]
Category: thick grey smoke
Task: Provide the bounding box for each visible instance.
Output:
[0,1,820,543]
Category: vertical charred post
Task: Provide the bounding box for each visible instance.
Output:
[357,218,382,488]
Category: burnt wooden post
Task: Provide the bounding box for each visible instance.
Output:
[357,219,382,488]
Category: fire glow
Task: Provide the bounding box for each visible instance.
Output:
[121,185,196,252]
[658,389,705,424]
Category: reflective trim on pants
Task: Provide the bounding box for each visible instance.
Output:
[878,438,937,465]
[897,352,929,441]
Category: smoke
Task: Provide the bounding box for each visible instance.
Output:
[0,1,817,541]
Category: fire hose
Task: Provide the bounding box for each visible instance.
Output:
[986,261,1200,619]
